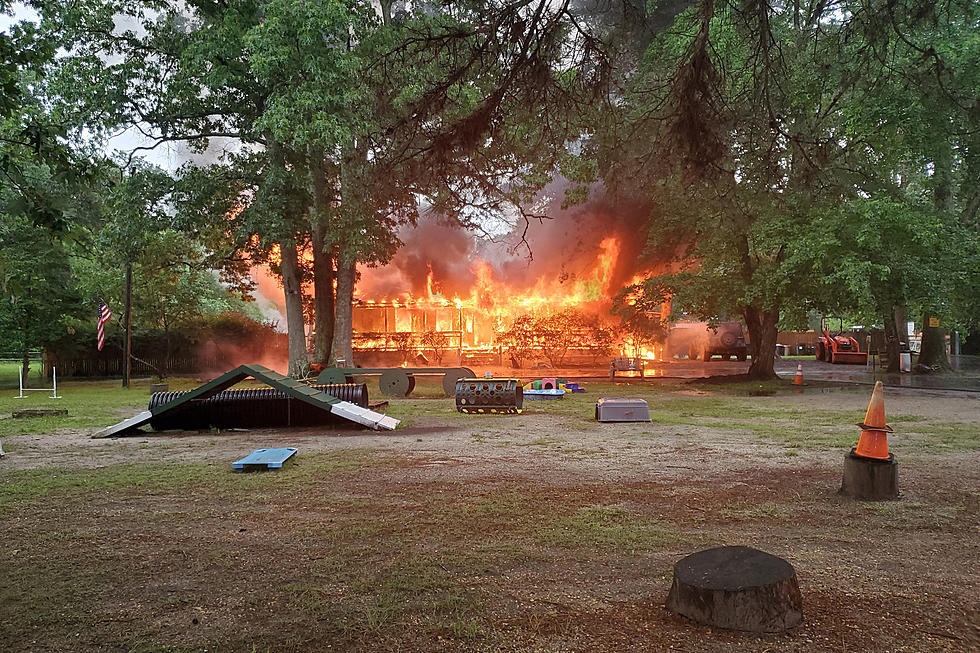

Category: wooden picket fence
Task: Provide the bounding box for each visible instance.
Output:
[44,356,230,378]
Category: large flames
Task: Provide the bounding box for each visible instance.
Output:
[361,237,622,309]
[251,199,669,365]
[352,236,664,361]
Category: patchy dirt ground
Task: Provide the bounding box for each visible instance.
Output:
[1,381,978,652]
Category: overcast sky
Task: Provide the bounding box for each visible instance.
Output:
[3,3,240,170]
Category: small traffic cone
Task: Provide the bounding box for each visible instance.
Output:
[853,381,893,460]
[793,362,804,385]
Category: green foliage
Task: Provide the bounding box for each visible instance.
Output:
[0,214,81,353]
[535,309,587,367]
[498,315,536,368]
[246,0,375,152]
[0,9,105,236]
[783,197,978,330]
[573,0,980,377]
[6,0,975,376]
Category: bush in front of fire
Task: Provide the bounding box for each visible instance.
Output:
[419,331,450,366]
[497,311,615,369]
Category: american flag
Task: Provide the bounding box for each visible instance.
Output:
[97,300,112,351]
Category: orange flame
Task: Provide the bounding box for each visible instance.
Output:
[249,231,670,361]
[349,235,667,359]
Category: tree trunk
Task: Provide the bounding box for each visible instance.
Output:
[21,348,29,382]
[163,316,172,376]
[310,224,335,366]
[917,139,954,373]
[123,262,132,388]
[917,312,951,372]
[331,256,356,366]
[280,239,309,378]
[666,545,802,633]
[894,306,908,349]
[883,310,901,373]
[744,306,779,379]
[307,153,335,366]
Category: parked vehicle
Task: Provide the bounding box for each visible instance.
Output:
[665,321,749,361]
[816,317,868,365]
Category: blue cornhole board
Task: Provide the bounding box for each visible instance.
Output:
[232,447,297,472]
[524,389,565,400]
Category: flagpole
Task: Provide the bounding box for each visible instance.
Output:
[124,262,132,388]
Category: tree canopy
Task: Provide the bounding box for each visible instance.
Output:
[574,0,980,377]
[1,0,977,379]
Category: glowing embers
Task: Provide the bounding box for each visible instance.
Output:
[455,378,523,414]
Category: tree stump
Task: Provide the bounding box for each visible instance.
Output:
[840,449,899,500]
[666,545,803,633]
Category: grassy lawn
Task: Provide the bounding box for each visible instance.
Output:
[1,376,977,651]
[393,378,977,454]
[0,378,203,440]
[3,376,976,456]
[0,360,37,388]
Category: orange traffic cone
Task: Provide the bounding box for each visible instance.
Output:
[793,362,804,385]
[854,381,893,460]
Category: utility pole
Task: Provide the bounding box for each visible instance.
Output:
[123,262,132,387]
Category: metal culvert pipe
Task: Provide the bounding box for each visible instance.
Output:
[148,383,369,431]
[455,378,523,414]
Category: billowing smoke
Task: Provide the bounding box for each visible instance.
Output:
[249,268,288,331]
[358,217,478,298]
[357,180,657,308]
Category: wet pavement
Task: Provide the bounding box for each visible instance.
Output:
[773,356,980,392]
[468,355,980,393]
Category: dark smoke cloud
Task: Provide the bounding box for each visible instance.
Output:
[357,217,477,298]
[357,179,656,303]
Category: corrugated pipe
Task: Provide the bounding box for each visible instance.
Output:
[148,384,369,431]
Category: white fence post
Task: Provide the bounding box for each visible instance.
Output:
[14,366,62,399]
[51,367,61,398]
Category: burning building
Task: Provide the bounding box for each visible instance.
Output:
[348,191,670,364]
[253,188,670,366]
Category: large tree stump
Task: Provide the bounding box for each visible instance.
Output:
[666,545,803,633]
[840,449,899,500]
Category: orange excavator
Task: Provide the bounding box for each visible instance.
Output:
[816,318,869,365]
